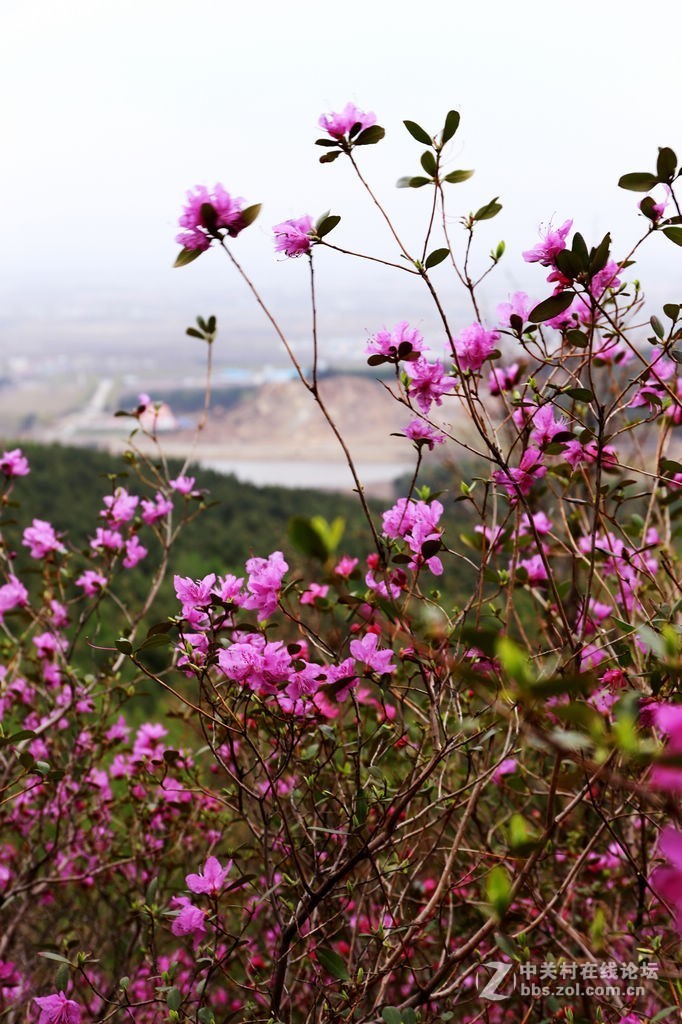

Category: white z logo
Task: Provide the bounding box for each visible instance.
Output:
[478,961,515,1001]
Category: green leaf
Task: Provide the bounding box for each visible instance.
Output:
[486,865,512,920]
[663,227,682,246]
[354,125,385,146]
[0,729,36,748]
[650,315,665,339]
[554,249,583,279]
[403,119,432,145]
[424,248,450,269]
[441,109,460,144]
[663,303,680,321]
[529,292,574,323]
[396,176,432,189]
[38,952,71,964]
[316,947,349,981]
[618,171,659,192]
[565,329,588,348]
[166,987,182,1011]
[496,636,532,686]
[420,150,437,176]
[316,214,341,239]
[197,1010,216,1024]
[55,963,70,993]
[657,146,677,182]
[186,327,205,339]
[564,387,594,402]
[319,151,341,164]
[474,197,502,221]
[173,247,203,269]
[589,232,611,276]
[240,203,261,228]
[115,638,133,656]
[382,1010,402,1024]
[443,168,474,184]
[288,516,329,562]
[137,632,174,653]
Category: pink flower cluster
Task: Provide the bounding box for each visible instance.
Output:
[273,215,314,257]
[176,184,247,252]
[318,102,376,139]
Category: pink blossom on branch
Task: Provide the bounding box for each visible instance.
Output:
[366,322,426,362]
[176,184,247,251]
[0,448,29,477]
[350,632,396,675]
[273,215,314,257]
[22,519,65,559]
[186,855,233,895]
[33,993,81,1024]
[522,219,573,267]
[453,322,500,373]
[318,102,376,139]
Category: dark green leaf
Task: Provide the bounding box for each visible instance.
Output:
[38,952,71,964]
[316,947,349,981]
[572,232,589,267]
[55,963,70,993]
[443,168,474,184]
[382,1010,401,1024]
[424,248,450,269]
[618,171,659,192]
[663,227,682,246]
[403,119,432,145]
[167,988,182,1011]
[554,249,582,279]
[240,203,261,228]
[474,197,502,222]
[589,232,611,275]
[367,353,388,367]
[355,125,385,146]
[663,303,680,321]
[650,315,665,339]
[420,150,437,176]
[565,329,588,348]
[640,196,658,221]
[316,215,341,239]
[186,327,205,339]
[529,292,574,323]
[115,638,133,656]
[564,387,594,402]
[288,516,329,562]
[396,176,432,189]
[441,109,460,144]
[173,247,203,269]
[314,138,340,147]
[319,151,341,164]
[657,146,677,182]
[137,632,174,653]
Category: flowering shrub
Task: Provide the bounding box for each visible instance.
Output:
[1,107,682,1024]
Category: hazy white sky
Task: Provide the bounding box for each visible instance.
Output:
[2,0,681,335]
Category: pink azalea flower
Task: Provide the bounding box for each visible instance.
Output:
[0,448,29,477]
[273,215,314,256]
[493,448,546,502]
[123,535,147,569]
[170,474,196,495]
[488,363,522,396]
[132,722,168,761]
[334,555,358,578]
[75,570,107,596]
[405,357,454,414]
[522,219,573,266]
[176,183,247,251]
[454,322,500,373]
[651,703,682,791]
[528,404,568,448]
[141,491,173,524]
[403,419,446,449]
[22,520,65,559]
[0,575,28,621]
[33,992,81,1024]
[366,322,426,362]
[651,826,682,934]
[300,583,329,605]
[496,292,531,327]
[186,855,233,895]
[101,487,138,526]
[90,527,123,553]
[171,895,207,938]
[318,102,376,139]
[242,551,288,621]
[493,758,517,782]
[350,632,396,675]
